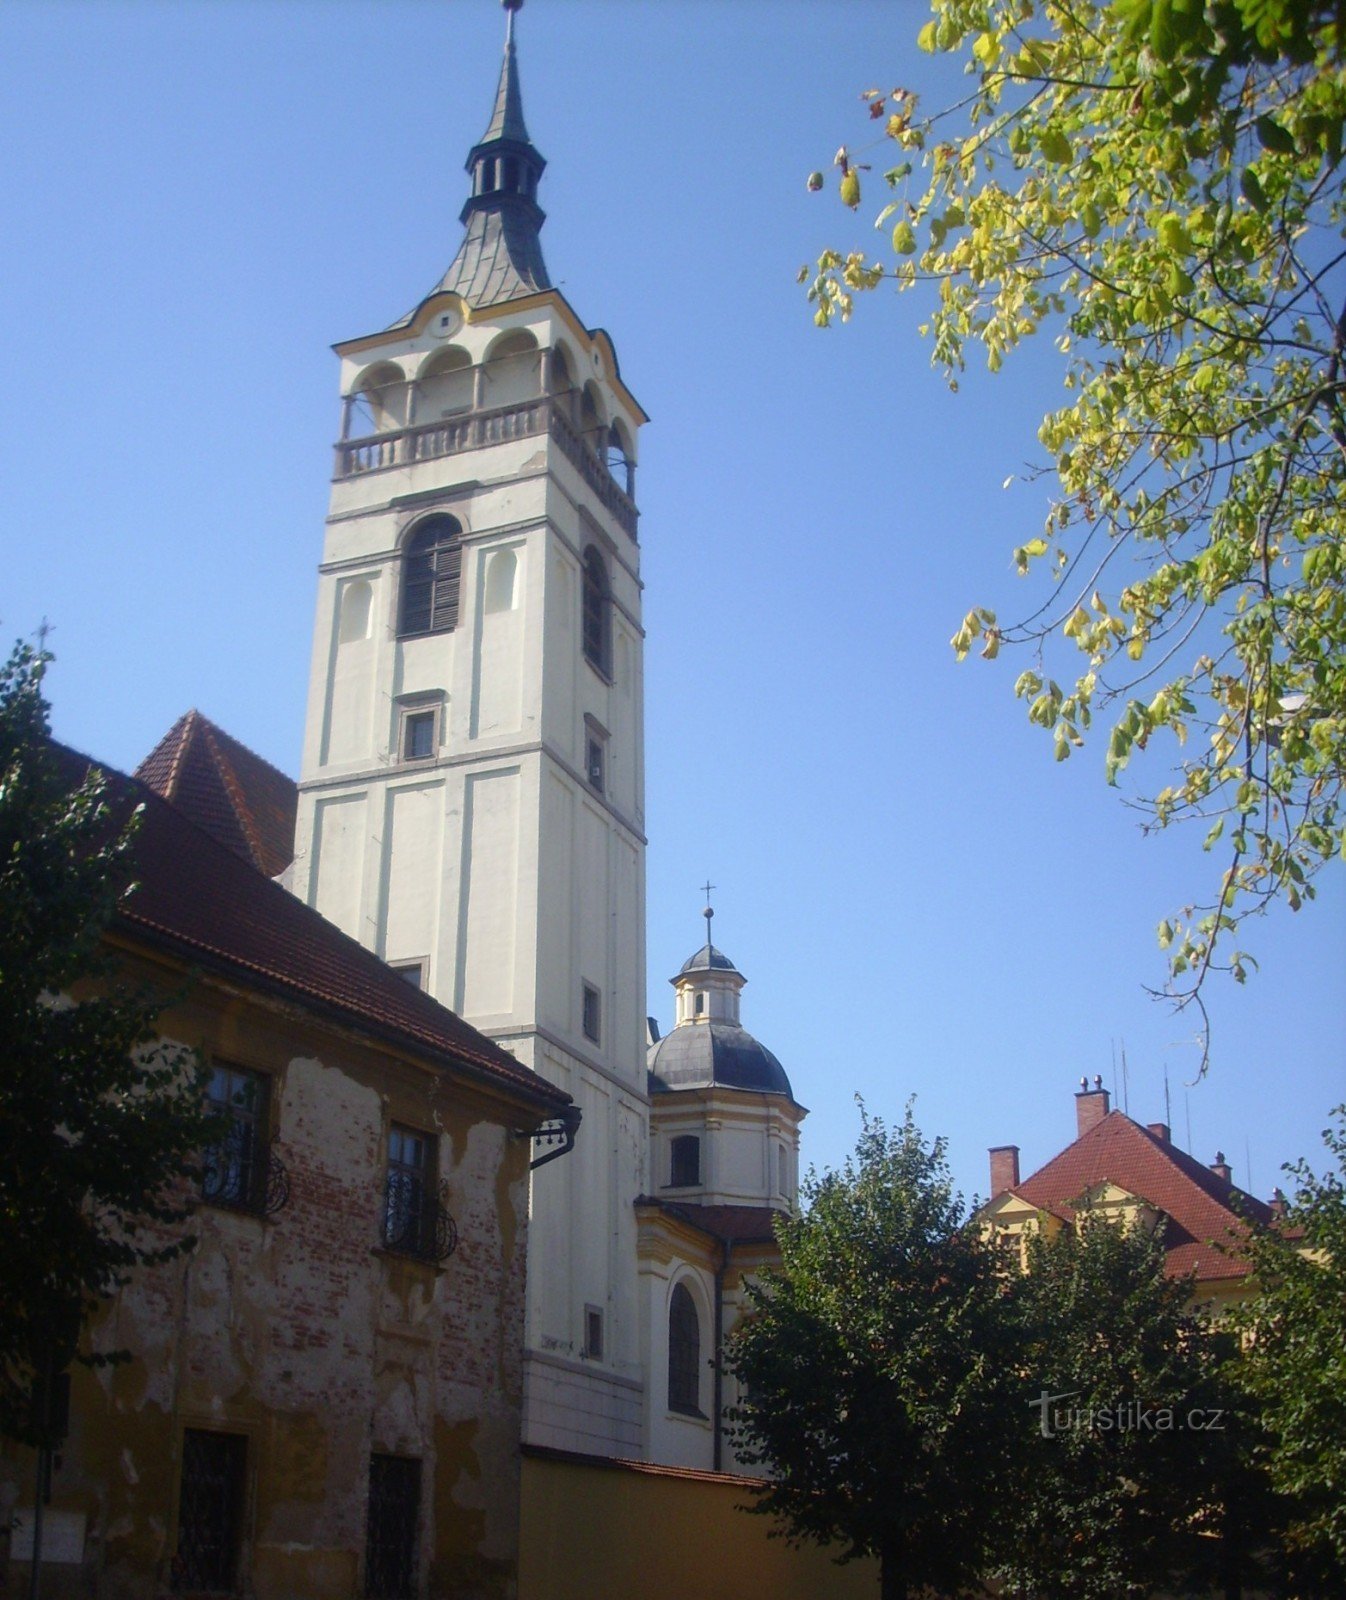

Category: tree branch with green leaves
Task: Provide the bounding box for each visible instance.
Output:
[804,0,1346,1056]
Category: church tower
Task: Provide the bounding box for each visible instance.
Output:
[292,1,649,1454]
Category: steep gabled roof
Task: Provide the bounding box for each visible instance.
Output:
[58,744,568,1122]
[136,710,296,879]
[1014,1111,1272,1282]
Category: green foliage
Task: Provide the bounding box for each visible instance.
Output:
[726,1105,1011,1600]
[805,0,1346,1032]
[996,1214,1252,1599]
[0,642,213,1444]
[1235,1111,1346,1583]
[727,1103,1335,1597]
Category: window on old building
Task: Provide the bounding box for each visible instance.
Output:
[202,1064,270,1214]
[669,1134,700,1189]
[584,1305,604,1361]
[668,1284,703,1417]
[365,1455,421,1600]
[581,546,610,676]
[399,517,462,637]
[581,981,601,1045]
[585,728,606,794]
[383,1125,436,1261]
[173,1430,247,1593]
[400,707,437,762]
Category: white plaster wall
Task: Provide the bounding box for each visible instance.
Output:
[295,292,649,1460]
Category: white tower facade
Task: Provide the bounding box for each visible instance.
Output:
[292,12,649,1454]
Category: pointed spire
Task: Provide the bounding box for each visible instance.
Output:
[416,0,550,313]
[482,0,531,147]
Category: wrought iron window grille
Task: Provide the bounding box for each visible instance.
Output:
[173,1430,247,1594]
[365,1455,421,1600]
[201,1140,290,1218]
[381,1174,458,1264]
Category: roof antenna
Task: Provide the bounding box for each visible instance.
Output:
[1163,1062,1172,1133]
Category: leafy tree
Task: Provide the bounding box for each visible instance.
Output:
[725,1106,1012,1600]
[804,1,1346,1039]
[0,641,212,1444]
[1234,1110,1346,1587]
[996,1211,1265,1600]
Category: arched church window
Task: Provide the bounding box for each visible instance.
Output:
[668,1284,702,1417]
[399,517,462,637]
[670,1135,700,1189]
[581,546,610,676]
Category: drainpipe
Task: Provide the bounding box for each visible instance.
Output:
[713,1236,732,1472]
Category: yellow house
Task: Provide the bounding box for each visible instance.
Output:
[977,1078,1276,1312]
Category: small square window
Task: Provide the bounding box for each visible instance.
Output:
[402,709,437,762]
[389,960,425,990]
[583,1305,604,1361]
[581,981,601,1045]
[585,734,605,793]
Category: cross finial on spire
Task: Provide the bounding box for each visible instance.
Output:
[700,881,716,944]
[503,0,521,45]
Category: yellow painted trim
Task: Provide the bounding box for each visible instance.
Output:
[334,288,649,425]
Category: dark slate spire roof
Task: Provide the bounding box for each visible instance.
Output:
[480,9,531,146]
[409,3,550,315]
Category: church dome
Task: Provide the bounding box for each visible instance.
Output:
[647,1021,794,1098]
[677,942,738,977]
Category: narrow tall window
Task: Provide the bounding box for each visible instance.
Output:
[670,1135,700,1189]
[202,1064,269,1214]
[581,981,601,1045]
[668,1285,702,1416]
[174,1430,247,1593]
[383,1125,434,1260]
[399,517,462,637]
[365,1455,421,1600]
[581,546,610,675]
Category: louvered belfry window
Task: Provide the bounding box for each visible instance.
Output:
[399,517,462,636]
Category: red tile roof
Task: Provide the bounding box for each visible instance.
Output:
[136,710,297,879]
[58,743,569,1122]
[1012,1111,1271,1282]
[637,1197,783,1247]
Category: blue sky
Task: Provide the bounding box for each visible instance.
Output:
[5,0,1341,1204]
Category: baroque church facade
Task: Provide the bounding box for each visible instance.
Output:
[288,2,805,1473]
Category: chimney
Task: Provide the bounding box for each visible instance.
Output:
[1210,1151,1232,1184]
[1075,1074,1111,1137]
[1270,1187,1287,1218]
[1147,1122,1170,1144]
[989,1145,1020,1195]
